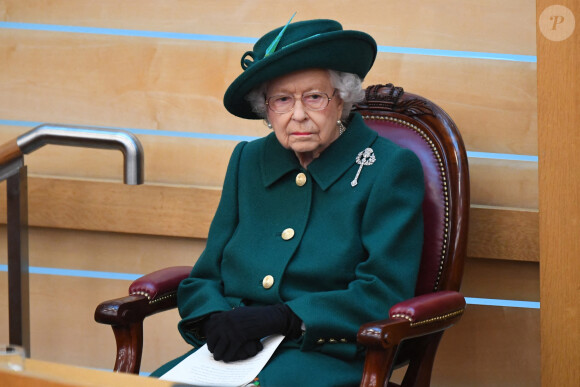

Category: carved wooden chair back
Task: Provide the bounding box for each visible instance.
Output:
[354,84,469,297]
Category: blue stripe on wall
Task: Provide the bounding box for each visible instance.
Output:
[0,21,537,63]
[0,21,257,44]
[376,45,536,63]
[0,119,539,162]
[465,297,540,309]
[0,264,141,281]
[0,265,541,309]
[466,151,538,162]
[0,119,259,142]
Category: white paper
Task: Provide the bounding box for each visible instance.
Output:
[160,335,285,386]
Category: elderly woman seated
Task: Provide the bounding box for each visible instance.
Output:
[151,18,424,386]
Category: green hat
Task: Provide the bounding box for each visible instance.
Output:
[223,18,377,119]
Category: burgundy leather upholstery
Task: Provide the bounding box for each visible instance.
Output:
[366,119,446,296]
[129,266,192,301]
[354,84,469,387]
[389,290,466,323]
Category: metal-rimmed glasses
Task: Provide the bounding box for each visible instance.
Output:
[266,90,337,113]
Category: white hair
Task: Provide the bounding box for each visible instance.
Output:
[245,70,365,121]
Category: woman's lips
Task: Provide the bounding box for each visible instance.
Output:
[292,132,313,136]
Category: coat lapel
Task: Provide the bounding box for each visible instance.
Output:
[260,113,378,190]
[308,113,378,191]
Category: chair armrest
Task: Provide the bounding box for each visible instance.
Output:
[95,265,192,325]
[358,291,465,386]
[358,290,465,348]
[94,266,192,374]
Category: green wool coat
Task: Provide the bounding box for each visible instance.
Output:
[152,113,424,386]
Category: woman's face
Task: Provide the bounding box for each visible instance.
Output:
[266,69,344,168]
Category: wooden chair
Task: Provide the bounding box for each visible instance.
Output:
[95,83,470,387]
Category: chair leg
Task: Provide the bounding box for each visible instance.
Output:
[112,322,144,374]
[360,345,399,387]
[401,332,443,387]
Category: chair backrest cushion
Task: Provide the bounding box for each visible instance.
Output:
[364,118,447,295]
[354,83,469,295]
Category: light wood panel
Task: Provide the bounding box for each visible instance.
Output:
[468,206,538,262]
[0,226,205,274]
[0,177,539,261]
[0,125,238,188]
[433,305,540,387]
[0,126,540,208]
[0,30,537,156]
[1,0,536,55]
[468,159,537,208]
[0,30,252,136]
[461,257,539,300]
[1,250,540,383]
[367,56,538,157]
[537,1,580,385]
[0,227,539,297]
[0,125,539,208]
[0,274,190,372]
[0,177,221,239]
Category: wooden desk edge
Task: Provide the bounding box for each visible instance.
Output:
[0,359,175,387]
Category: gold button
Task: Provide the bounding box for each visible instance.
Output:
[281,228,295,241]
[262,275,274,289]
[295,172,307,186]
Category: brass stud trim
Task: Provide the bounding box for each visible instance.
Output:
[391,308,465,327]
[130,290,177,304]
[363,115,450,291]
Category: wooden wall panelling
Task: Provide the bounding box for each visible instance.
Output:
[432,305,540,387]
[2,246,541,379]
[537,0,580,385]
[0,226,204,369]
[468,159,537,208]
[0,273,191,371]
[9,227,533,286]
[0,30,254,137]
[461,257,539,301]
[0,178,539,262]
[429,257,540,386]
[0,273,541,378]
[0,226,206,274]
[0,178,221,239]
[0,125,238,187]
[0,30,537,156]
[1,0,536,55]
[367,56,538,156]
[468,206,539,262]
[0,127,538,209]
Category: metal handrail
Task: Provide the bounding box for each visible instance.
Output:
[1,124,145,356]
[1,124,144,184]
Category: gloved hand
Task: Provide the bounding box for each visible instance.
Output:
[204,304,302,362]
[212,338,263,362]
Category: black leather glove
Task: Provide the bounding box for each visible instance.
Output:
[205,304,302,362]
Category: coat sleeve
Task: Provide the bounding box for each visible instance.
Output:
[176,141,246,346]
[286,148,424,353]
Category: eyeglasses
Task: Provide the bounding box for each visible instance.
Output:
[266,90,337,114]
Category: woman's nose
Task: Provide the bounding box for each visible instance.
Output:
[292,99,308,120]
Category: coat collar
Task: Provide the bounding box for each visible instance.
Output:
[261,113,378,190]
